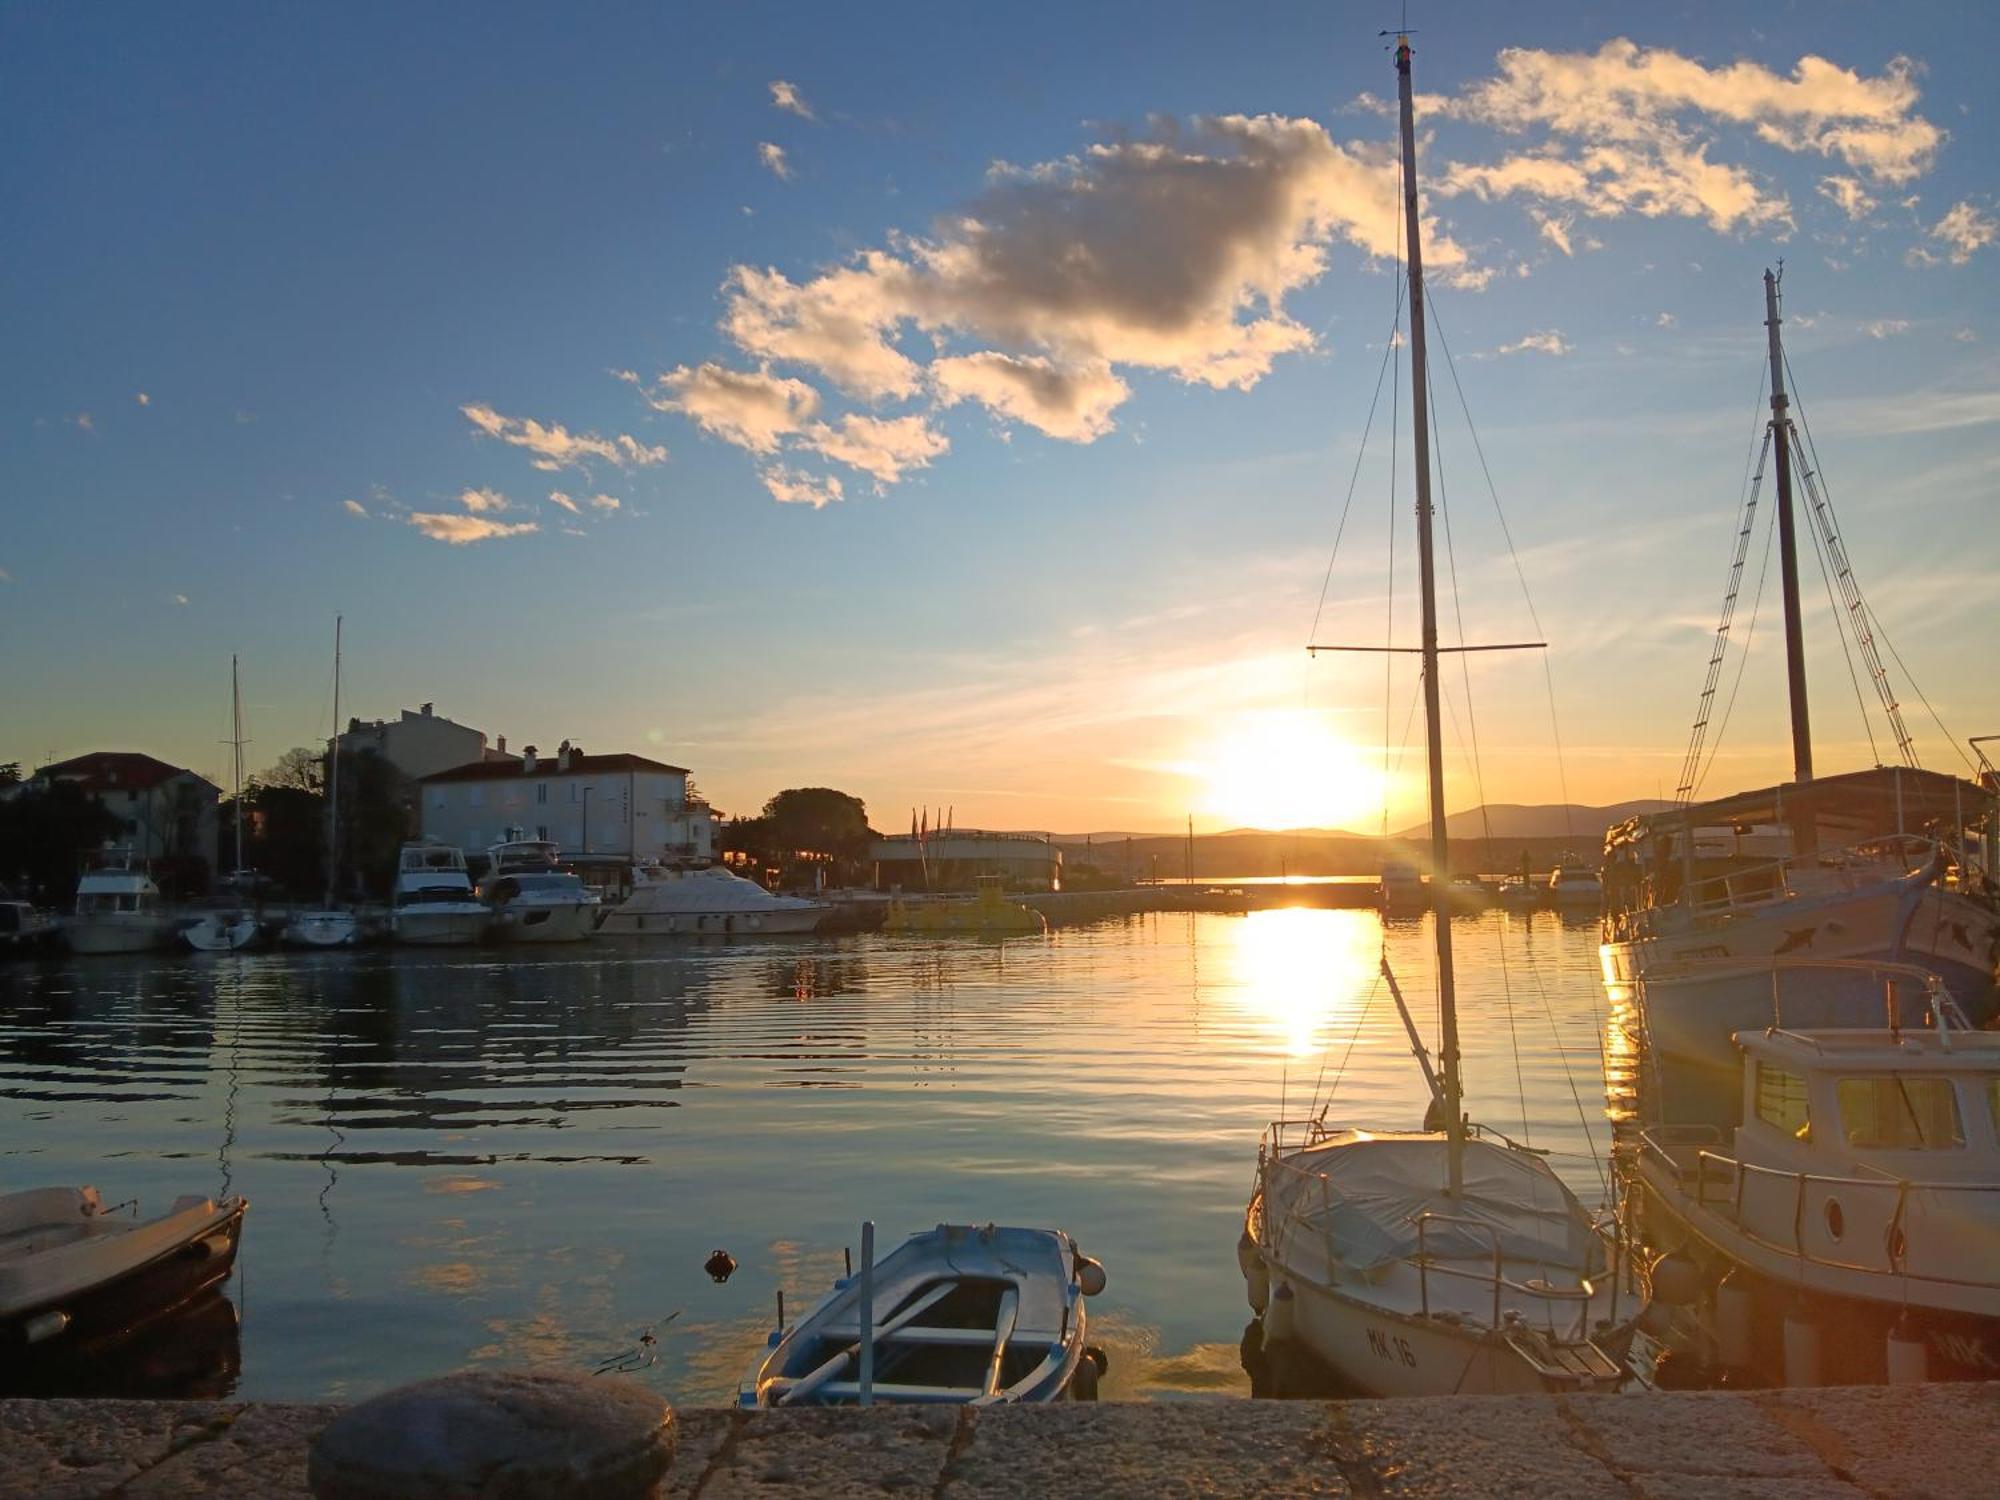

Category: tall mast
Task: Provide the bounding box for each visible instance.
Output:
[1764,268,1813,786]
[1395,34,1463,1196]
[229,654,245,876]
[326,616,343,906]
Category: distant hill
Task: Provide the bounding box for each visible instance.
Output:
[1393,801,1673,842]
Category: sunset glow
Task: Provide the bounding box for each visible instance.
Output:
[1195,709,1391,834]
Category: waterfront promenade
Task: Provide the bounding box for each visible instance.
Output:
[6,1384,1993,1497]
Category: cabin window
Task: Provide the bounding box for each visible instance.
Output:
[1754,1062,1811,1141]
[1840,1076,1964,1150]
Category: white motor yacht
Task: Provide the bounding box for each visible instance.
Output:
[63,849,174,955]
[389,842,487,946]
[0,900,59,955]
[598,864,827,937]
[1547,853,1603,909]
[1378,860,1425,915]
[479,839,599,943]
[1635,959,2000,1384]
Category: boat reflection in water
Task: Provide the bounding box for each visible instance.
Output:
[0,1289,241,1399]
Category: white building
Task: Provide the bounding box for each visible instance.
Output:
[418,741,715,867]
[338,703,500,783]
[29,752,220,867]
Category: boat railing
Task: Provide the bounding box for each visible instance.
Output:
[1638,955,1971,1034]
[1412,1212,1595,1341]
[1678,835,1937,919]
[1642,1128,2000,1291]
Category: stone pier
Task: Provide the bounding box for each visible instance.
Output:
[4,1385,1992,1498]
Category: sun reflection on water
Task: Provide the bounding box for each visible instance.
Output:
[1216,907,1382,1058]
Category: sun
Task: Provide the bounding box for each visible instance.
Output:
[1195,708,1388,832]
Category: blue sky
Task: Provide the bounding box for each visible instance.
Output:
[3,2,1995,833]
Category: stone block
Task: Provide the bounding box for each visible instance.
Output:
[1562,1390,1826,1480]
[1333,1393,1626,1499]
[700,1406,956,1499]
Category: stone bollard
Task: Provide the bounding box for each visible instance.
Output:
[308,1369,677,1499]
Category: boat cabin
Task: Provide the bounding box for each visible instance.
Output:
[1601,767,1996,941]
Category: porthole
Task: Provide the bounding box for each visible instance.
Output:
[1823,1198,1845,1241]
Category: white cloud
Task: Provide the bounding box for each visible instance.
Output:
[757,142,793,181]
[769,80,814,121]
[1529,208,1574,255]
[408,513,540,545]
[760,465,845,507]
[341,499,369,518]
[547,490,581,514]
[1927,201,1997,265]
[71,412,94,432]
[0,566,11,583]
[1430,41,1943,238]
[1496,329,1571,356]
[1817,175,1876,219]
[171,593,189,606]
[135,392,151,406]
[458,486,510,514]
[635,363,821,453]
[721,114,1469,407]
[931,352,1130,441]
[587,493,621,512]
[461,402,666,470]
[1656,311,1677,328]
[800,413,948,485]
[1865,318,1910,339]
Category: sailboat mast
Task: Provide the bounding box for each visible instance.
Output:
[230,654,245,875]
[1395,34,1464,1196]
[1764,268,1813,786]
[326,616,343,907]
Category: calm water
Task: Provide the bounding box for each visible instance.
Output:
[0,907,1617,1403]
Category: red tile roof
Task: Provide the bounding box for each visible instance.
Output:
[420,752,689,782]
[38,751,215,794]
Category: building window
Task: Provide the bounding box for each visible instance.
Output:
[537,783,548,804]
[536,825,548,841]
[431,789,446,811]
[569,783,578,803]
[1754,1062,1811,1141]
[469,786,483,808]
[466,828,479,847]
[1839,1076,1963,1150]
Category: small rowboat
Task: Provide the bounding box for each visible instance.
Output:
[742,1223,1106,1407]
[0,1187,247,1351]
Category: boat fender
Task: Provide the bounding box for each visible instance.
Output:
[704,1249,737,1284]
[1781,1302,1821,1388]
[1262,1281,1297,1349]
[1886,1312,1927,1385]
[1075,1255,1108,1297]
[1070,1354,1100,1402]
[23,1310,70,1345]
[1649,1251,1702,1307]
[1714,1274,1755,1372]
[1239,1229,1270,1315]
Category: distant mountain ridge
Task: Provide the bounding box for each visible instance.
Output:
[1049,801,1670,845]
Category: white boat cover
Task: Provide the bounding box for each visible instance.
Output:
[1275,1132,1593,1271]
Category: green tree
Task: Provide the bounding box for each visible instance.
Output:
[335,749,413,898]
[0,780,122,903]
[755,788,876,886]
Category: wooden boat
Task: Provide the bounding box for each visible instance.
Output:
[0,1187,247,1352]
[741,1223,1105,1406]
[1239,33,1648,1398]
[1634,959,2000,1384]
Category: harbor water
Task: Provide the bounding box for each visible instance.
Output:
[0,906,1618,1403]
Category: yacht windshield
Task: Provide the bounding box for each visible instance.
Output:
[1838,1075,1964,1150]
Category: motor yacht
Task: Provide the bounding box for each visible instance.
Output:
[598,864,826,937]
[479,839,599,943]
[389,842,487,946]
[63,849,174,955]
[1547,853,1603,909]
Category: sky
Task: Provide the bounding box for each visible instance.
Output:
[3,2,1996,836]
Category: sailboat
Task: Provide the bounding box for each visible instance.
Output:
[1598,273,2000,1072]
[185,657,261,953]
[1238,35,1645,1397]
[288,617,360,948]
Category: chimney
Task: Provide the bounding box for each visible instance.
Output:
[421,702,434,717]
[556,740,572,773]
[496,735,507,755]
[523,744,538,773]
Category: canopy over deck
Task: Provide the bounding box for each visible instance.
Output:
[1605,767,1994,854]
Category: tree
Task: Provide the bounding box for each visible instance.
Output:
[753,788,876,886]
[262,746,326,794]
[0,780,121,903]
[335,749,413,898]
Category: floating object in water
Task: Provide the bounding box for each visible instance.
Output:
[704,1249,737,1284]
[741,1223,1095,1406]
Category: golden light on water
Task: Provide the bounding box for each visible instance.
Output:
[1195,708,1389,833]
[1221,907,1381,1058]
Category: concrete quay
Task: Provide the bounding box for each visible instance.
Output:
[5,1384,1995,1499]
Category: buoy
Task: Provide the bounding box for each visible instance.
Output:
[1075,1255,1108,1297]
[1238,1230,1270,1314]
[23,1309,69,1345]
[1650,1252,1702,1307]
[703,1249,737,1284]
[1714,1274,1755,1372]
[1886,1313,1928,1385]
[1262,1281,1297,1350]
[1781,1302,1821,1388]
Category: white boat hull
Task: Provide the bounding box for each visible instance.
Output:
[391,909,488,946]
[287,911,359,948]
[184,913,260,952]
[490,903,598,943]
[63,916,172,955]
[597,905,824,937]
